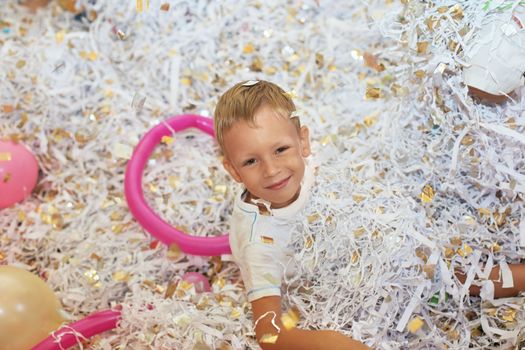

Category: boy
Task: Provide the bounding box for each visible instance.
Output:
[214,80,371,350]
[214,80,525,349]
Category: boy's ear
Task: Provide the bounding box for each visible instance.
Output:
[223,157,242,183]
[299,126,311,157]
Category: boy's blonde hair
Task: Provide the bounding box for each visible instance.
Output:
[214,80,299,151]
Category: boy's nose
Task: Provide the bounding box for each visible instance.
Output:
[262,160,279,177]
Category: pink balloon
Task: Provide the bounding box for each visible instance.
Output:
[0,141,39,209]
[124,114,231,256]
[31,309,121,350]
[182,272,211,293]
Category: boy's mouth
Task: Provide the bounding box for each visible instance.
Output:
[266,176,291,190]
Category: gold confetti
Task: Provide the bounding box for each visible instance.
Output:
[213,276,226,289]
[164,282,178,299]
[90,253,102,261]
[501,308,517,323]
[492,242,501,253]
[250,57,263,72]
[365,87,382,100]
[447,329,460,341]
[104,89,114,98]
[3,173,12,183]
[423,264,435,279]
[181,77,192,85]
[391,84,409,96]
[17,113,28,128]
[351,251,360,264]
[136,0,143,12]
[354,227,366,238]
[113,143,133,160]
[230,308,241,318]
[259,334,278,344]
[425,17,437,31]
[350,49,363,61]
[110,211,124,221]
[112,271,131,282]
[111,224,125,234]
[51,213,64,230]
[16,60,26,69]
[265,66,278,75]
[450,236,462,246]
[471,327,482,337]
[363,52,385,72]
[320,134,336,146]
[363,114,378,127]
[243,43,254,54]
[116,29,126,40]
[167,243,182,260]
[204,178,214,188]
[477,208,491,217]
[407,316,425,333]
[2,105,14,113]
[304,236,314,249]
[444,246,455,258]
[55,31,66,44]
[458,243,473,258]
[420,184,435,203]
[450,4,463,20]
[352,194,366,203]
[193,342,211,350]
[161,135,174,145]
[58,0,78,12]
[261,235,274,244]
[417,42,429,54]
[315,52,324,68]
[214,185,227,195]
[462,215,476,225]
[282,90,297,99]
[84,269,101,286]
[307,213,320,223]
[414,70,426,78]
[168,175,179,189]
[281,308,300,330]
[0,152,12,162]
[80,51,98,61]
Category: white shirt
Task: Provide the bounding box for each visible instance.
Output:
[229,159,315,302]
[463,7,525,95]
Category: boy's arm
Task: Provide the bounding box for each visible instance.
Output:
[251,296,372,350]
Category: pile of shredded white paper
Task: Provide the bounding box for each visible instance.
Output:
[1,0,524,349]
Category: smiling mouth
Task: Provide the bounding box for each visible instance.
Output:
[266,176,291,190]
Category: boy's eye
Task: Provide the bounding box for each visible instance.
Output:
[276,146,289,154]
[243,159,256,166]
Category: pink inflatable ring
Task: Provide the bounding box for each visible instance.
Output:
[124,114,231,256]
[32,309,121,350]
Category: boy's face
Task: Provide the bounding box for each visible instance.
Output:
[222,105,311,209]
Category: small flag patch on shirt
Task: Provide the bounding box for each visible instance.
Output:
[260,235,274,244]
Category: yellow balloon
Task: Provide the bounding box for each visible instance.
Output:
[0,266,64,350]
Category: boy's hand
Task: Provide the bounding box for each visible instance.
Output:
[321,330,373,350]
[252,296,372,350]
